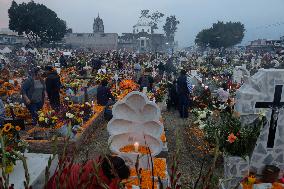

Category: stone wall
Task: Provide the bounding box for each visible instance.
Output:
[223,156,249,188]
[64,33,118,50]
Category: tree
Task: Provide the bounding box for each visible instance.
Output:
[195,21,245,49]
[139,10,164,33]
[8,1,67,47]
[163,15,180,41]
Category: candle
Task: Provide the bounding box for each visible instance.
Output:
[205,86,208,90]
[134,142,139,153]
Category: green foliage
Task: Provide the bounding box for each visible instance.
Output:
[8,1,67,47]
[195,21,245,48]
[163,16,180,40]
[203,111,266,158]
[140,9,164,33]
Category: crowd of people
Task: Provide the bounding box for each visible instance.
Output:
[1,47,284,124]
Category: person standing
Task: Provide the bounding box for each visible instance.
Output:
[97,79,115,106]
[45,66,61,110]
[21,67,45,125]
[177,70,190,118]
[133,62,141,82]
[138,68,154,92]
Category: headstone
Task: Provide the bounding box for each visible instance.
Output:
[233,64,250,84]
[235,69,284,173]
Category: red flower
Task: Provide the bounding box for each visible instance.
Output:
[5,146,12,152]
[227,133,237,144]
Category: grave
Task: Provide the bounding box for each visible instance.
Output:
[225,69,284,187]
[24,105,104,154]
[107,91,169,188]
[69,86,98,103]
[233,64,250,84]
[0,153,58,189]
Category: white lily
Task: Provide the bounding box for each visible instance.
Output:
[199,112,207,119]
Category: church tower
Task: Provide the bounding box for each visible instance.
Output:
[93,14,104,33]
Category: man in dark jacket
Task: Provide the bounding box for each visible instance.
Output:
[45,66,61,110]
[138,69,154,92]
[177,70,190,118]
[97,80,115,106]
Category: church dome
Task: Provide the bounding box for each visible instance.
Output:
[134,17,152,27]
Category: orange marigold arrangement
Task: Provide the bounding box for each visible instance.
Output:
[128,158,167,179]
[160,131,166,143]
[119,79,138,91]
[119,144,152,154]
[0,81,21,97]
[124,177,159,189]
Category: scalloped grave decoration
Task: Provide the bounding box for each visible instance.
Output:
[108,132,163,168]
[107,91,163,138]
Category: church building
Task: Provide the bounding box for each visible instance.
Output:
[118,17,167,53]
[63,14,118,50]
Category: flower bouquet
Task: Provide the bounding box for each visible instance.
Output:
[95,73,111,84]
[119,79,138,91]
[194,105,267,157]
[79,102,93,121]
[0,123,28,173]
[38,110,58,128]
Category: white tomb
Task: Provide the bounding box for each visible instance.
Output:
[107,91,164,168]
[0,153,58,189]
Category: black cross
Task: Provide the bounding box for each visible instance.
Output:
[255,85,284,148]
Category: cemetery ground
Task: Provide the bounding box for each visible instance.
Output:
[75,110,223,188]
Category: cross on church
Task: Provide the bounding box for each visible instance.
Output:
[255,85,284,148]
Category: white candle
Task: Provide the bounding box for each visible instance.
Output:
[134,142,139,153]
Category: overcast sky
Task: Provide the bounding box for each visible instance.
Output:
[1,0,284,47]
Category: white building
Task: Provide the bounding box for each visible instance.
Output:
[0,28,28,46]
[133,18,152,34]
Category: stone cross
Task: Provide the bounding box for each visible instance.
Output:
[255,85,284,148]
[234,69,284,173]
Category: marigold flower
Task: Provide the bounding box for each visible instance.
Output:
[15,126,21,131]
[3,123,13,132]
